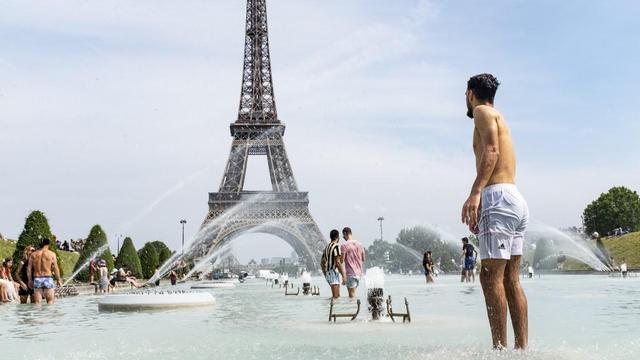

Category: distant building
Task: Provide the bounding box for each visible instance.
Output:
[261,258,270,265]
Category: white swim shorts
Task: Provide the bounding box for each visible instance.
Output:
[478,184,529,260]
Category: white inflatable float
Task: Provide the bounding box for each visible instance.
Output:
[98,291,215,311]
[190,281,236,289]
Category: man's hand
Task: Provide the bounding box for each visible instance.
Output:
[461,193,481,230]
[28,280,34,289]
[20,283,27,291]
[56,279,62,287]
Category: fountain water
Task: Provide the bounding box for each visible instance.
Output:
[61,244,110,287]
[364,267,385,320]
[117,166,210,235]
[301,271,312,295]
[528,223,611,271]
[149,192,271,284]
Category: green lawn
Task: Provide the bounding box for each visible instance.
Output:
[602,231,640,269]
[0,238,79,277]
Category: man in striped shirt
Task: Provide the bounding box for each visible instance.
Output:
[321,229,347,299]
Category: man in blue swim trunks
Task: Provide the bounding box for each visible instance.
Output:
[461,237,478,283]
[28,238,62,304]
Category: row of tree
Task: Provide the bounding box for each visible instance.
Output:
[11,210,173,280]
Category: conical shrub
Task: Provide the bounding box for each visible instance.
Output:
[138,243,159,279]
[115,237,142,277]
[12,210,64,275]
[149,241,172,266]
[74,225,113,281]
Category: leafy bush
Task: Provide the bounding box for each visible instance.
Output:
[115,237,142,277]
[74,225,113,281]
[138,243,159,279]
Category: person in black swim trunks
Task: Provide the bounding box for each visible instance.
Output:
[423,251,435,284]
[14,246,36,303]
[462,237,478,283]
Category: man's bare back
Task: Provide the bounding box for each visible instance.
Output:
[30,248,58,277]
[472,105,516,186]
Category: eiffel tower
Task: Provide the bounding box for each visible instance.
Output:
[199,0,326,271]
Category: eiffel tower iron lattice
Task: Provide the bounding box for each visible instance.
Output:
[198,0,326,271]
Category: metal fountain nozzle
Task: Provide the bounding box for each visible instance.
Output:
[367,288,384,320]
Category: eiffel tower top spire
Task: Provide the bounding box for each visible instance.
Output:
[236,0,278,124]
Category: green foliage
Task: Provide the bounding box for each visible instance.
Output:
[583,186,640,235]
[115,237,142,277]
[603,231,640,269]
[11,210,64,276]
[148,241,172,266]
[74,225,113,281]
[138,243,159,279]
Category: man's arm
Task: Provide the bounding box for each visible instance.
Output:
[336,255,347,285]
[27,254,34,286]
[51,255,62,286]
[462,106,500,228]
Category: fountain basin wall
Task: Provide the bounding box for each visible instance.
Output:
[98,292,215,311]
[191,282,236,289]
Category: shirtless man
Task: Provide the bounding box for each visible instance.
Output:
[27,238,62,304]
[460,74,529,350]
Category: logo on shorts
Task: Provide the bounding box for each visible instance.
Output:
[498,243,506,250]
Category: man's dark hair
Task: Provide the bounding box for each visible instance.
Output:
[467,73,500,103]
[427,250,432,255]
[330,229,340,241]
[462,237,469,243]
[40,237,51,248]
[342,227,352,236]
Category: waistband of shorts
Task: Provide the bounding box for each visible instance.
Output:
[483,183,518,193]
[34,275,53,279]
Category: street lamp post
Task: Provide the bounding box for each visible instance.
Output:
[180,219,187,255]
[377,217,385,242]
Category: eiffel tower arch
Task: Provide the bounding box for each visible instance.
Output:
[199,0,326,271]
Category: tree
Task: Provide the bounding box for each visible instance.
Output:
[138,243,159,279]
[583,186,640,235]
[11,210,64,275]
[74,225,113,281]
[148,241,172,266]
[115,237,142,277]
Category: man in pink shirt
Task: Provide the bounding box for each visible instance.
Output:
[340,227,365,298]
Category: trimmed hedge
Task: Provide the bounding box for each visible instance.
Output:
[138,243,159,279]
[11,210,64,276]
[149,241,172,266]
[74,225,113,281]
[115,237,142,277]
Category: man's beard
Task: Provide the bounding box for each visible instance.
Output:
[466,106,473,119]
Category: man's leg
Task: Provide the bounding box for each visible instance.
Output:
[505,256,527,349]
[33,288,43,304]
[480,259,508,349]
[44,288,55,304]
[330,284,340,299]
